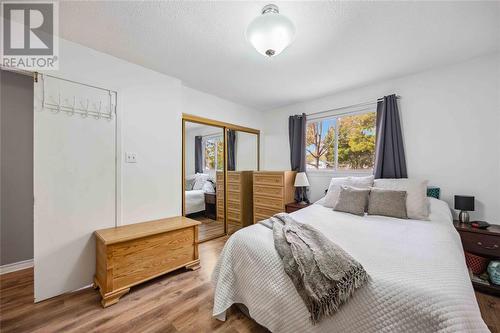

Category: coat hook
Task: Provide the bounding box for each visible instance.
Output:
[95,101,102,119]
[55,93,61,113]
[71,96,76,116]
[82,99,89,118]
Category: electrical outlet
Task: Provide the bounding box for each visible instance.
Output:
[126,152,137,163]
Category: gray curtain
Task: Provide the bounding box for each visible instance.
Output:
[374,94,407,179]
[227,129,236,171]
[289,113,308,202]
[194,136,203,173]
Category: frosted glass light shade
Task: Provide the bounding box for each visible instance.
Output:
[246,5,295,57]
[294,172,310,187]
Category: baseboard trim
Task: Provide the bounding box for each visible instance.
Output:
[0,259,33,275]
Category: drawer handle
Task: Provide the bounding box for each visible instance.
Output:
[476,241,499,250]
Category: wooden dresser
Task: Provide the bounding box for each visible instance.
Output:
[216,171,254,228]
[94,216,200,307]
[216,171,224,222]
[253,171,296,224]
[454,221,500,296]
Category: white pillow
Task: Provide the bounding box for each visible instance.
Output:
[185,174,197,191]
[323,175,374,208]
[373,178,429,220]
[202,181,215,193]
[192,173,209,190]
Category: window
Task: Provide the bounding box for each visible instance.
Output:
[203,135,224,171]
[306,111,376,172]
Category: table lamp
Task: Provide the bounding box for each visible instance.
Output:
[294,172,310,205]
[454,195,474,223]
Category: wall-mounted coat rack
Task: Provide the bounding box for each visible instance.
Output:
[40,74,117,120]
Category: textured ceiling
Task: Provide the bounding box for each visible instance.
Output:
[59,1,500,110]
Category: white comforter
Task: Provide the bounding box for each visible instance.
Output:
[212,199,488,332]
[185,190,206,215]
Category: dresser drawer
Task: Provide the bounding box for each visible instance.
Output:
[254,205,282,217]
[227,173,241,183]
[227,183,240,192]
[459,231,500,257]
[254,185,283,198]
[254,173,284,187]
[254,196,283,210]
[227,190,240,202]
[227,200,241,211]
[254,213,271,224]
[227,209,241,222]
[216,172,224,182]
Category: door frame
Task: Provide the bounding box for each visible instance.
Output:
[181,113,260,242]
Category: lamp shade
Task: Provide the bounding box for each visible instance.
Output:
[294,172,309,187]
[454,195,475,211]
[245,4,295,57]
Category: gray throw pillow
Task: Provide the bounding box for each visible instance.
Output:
[334,186,370,216]
[368,188,408,219]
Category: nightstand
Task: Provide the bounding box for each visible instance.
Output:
[204,192,216,220]
[285,202,311,213]
[454,221,500,296]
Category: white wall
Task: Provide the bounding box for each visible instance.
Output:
[262,53,500,223]
[34,38,263,299]
[235,131,258,171]
[39,40,264,225]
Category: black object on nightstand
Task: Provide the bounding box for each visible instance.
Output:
[204,192,216,220]
[285,202,311,214]
[454,220,500,296]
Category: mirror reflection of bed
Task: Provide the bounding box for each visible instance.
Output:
[184,122,225,241]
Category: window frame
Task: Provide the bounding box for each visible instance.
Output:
[201,134,224,172]
[305,108,377,175]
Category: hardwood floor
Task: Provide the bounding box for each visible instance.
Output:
[193,216,241,241]
[475,291,500,333]
[0,237,268,333]
[196,216,225,241]
[1,236,499,333]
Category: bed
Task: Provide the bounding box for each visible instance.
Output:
[185,190,207,215]
[185,173,216,215]
[212,198,489,332]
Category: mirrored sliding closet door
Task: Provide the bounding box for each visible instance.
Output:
[225,129,259,234]
[183,121,225,242]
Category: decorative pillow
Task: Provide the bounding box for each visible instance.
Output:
[323,175,374,208]
[192,173,209,190]
[373,178,429,220]
[334,186,370,216]
[185,178,195,191]
[368,188,408,219]
[202,180,215,193]
[426,186,440,199]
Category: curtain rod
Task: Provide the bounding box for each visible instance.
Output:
[306,95,400,118]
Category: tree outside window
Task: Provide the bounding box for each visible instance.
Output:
[306,111,376,171]
[203,136,224,171]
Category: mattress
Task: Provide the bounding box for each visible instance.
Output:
[185,190,206,215]
[212,198,488,333]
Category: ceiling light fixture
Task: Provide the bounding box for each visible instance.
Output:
[245,4,295,58]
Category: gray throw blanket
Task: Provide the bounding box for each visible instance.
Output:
[261,213,369,324]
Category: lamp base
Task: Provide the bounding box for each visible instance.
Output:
[459,210,470,223]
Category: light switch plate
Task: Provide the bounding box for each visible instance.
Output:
[125,152,137,163]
